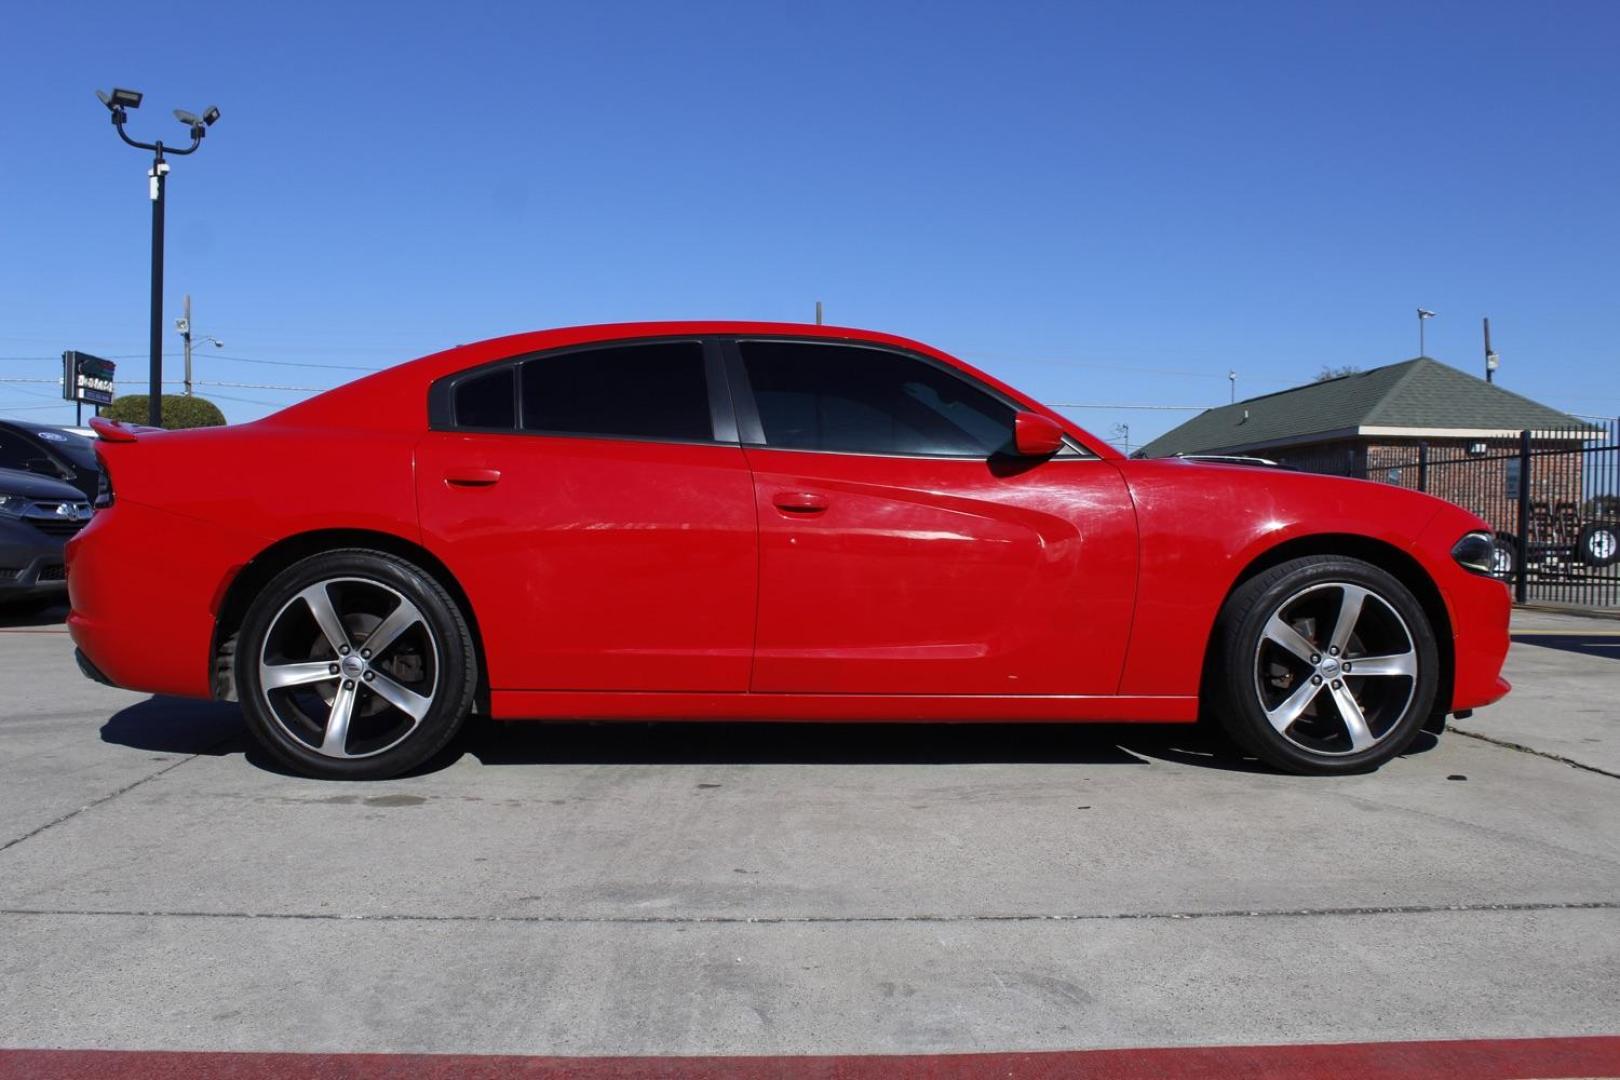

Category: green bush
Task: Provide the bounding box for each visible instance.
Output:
[102,394,227,430]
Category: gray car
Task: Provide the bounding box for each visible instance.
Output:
[0,466,92,612]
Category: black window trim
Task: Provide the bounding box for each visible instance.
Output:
[720,336,1092,461]
[428,336,737,446]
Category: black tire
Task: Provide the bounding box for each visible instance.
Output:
[236,549,477,780]
[1577,523,1619,568]
[1209,555,1440,775]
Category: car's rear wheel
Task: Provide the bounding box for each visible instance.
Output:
[1211,556,1439,774]
[236,549,477,780]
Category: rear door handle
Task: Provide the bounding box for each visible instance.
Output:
[445,467,501,487]
[772,491,828,515]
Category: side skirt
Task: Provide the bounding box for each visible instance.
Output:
[489,691,1199,724]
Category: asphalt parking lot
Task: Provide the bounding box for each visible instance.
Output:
[1,605,1617,1058]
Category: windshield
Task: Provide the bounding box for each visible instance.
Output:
[29,426,99,471]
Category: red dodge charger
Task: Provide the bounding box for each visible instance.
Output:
[67,323,1510,779]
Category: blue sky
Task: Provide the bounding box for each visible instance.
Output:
[1,0,1616,450]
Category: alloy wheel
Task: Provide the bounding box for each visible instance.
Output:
[257,577,439,760]
[1252,582,1418,756]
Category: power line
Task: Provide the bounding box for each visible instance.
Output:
[209,354,383,372]
[1,352,383,372]
[196,380,320,392]
[965,353,1235,381]
[203,391,295,407]
[1048,402,1211,411]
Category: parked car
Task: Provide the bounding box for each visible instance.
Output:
[0,465,93,612]
[67,323,1511,779]
[0,420,102,502]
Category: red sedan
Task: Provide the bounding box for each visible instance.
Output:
[67,322,1511,779]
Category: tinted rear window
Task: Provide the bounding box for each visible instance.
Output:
[454,367,516,429]
[520,342,710,442]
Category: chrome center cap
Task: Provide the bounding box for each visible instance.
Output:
[340,654,367,680]
[1319,656,1342,678]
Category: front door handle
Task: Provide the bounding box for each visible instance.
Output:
[445,467,501,487]
[772,491,828,515]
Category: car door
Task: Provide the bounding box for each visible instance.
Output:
[415,338,758,692]
[730,338,1138,696]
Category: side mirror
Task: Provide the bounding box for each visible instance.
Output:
[1013,412,1065,457]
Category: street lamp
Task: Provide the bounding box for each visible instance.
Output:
[96,87,221,426]
[1416,308,1437,357]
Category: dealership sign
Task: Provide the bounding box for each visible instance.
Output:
[61,351,117,406]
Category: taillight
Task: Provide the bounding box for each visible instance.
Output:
[93,460,113,510]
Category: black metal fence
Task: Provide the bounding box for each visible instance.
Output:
[1269,418,1620,610]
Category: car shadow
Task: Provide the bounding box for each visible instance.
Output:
[99,695,1288,776]
[465,717,1250,769]
[100,697,253,757]
[0,600,70,628]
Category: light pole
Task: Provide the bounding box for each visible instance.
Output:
[96,88,220,426]
[1416,308,1436,357]
[176,294,223,396]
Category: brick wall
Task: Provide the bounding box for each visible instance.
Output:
[1274,436,1587,539]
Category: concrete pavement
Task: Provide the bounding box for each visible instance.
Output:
[1,605,1616,1056]
[1455,608,1620,775]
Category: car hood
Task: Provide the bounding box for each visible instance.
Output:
[0,466,86,501]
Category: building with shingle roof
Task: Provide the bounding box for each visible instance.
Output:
[1136,357,1588,460]
[1136,358,1604,556]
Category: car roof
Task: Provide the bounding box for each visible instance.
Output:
[256,321,1118,458]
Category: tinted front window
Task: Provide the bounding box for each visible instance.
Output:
[454,367,516,429]
[521,342,710,442]
[739,341,1015,456]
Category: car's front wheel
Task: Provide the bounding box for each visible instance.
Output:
[236,549,477,780]
[1210,556,1440,774]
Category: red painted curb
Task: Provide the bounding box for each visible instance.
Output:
[2,1037,1619,1080]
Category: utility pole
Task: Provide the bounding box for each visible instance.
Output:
[96,88,221,425]
[1483,317,1499,383]
[1417,308,1437,357]
[181,294,192,396]
[175,294,222,397]
[1111,422,1130,455]
[815,300,823,325]
[1228,370,1237,403]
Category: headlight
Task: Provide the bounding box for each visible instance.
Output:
[0,495,29,518]
[1451,530,1497,575]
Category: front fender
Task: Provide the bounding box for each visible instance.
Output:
[1117,461,1459,696]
